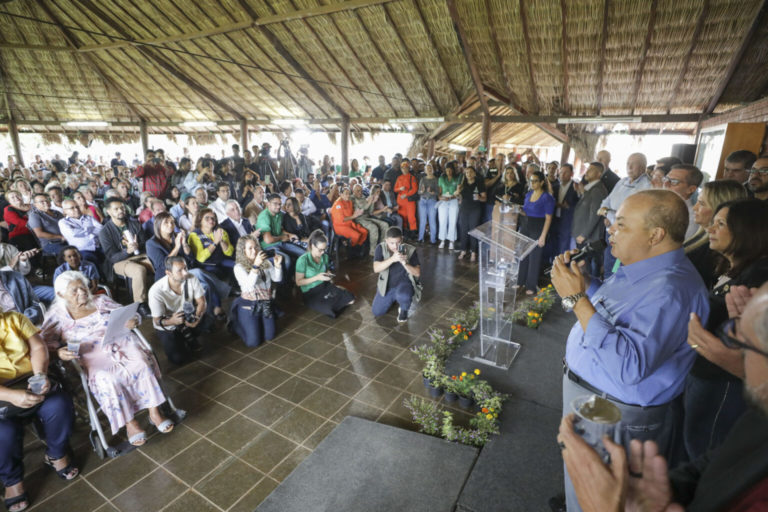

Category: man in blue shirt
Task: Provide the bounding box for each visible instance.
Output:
[552,189,709,512]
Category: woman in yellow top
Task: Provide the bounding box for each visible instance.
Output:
[187,207,235,280]
[0,312,79,512]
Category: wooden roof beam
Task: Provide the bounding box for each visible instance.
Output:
[446,0,489,117]
[560,0,569,112]
[72,0,244,120]
[236,0,348,118]
[667,0,710,114]
[595,0,610,114]
[77,0,395,53]
[484,86,567,143]
[518,0,539,114]
[35,0,143,121]
[631,0,658,115]
[704,0,767,114]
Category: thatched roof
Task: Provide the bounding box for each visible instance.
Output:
[0,0,765,151]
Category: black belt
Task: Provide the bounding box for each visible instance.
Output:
[562,362,664,409]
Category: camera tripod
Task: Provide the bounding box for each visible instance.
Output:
[277,139,298,181]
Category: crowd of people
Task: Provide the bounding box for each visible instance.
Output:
[0,140,766,511]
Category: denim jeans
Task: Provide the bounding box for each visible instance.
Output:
[372,280,413,317]
[418,198,438,243]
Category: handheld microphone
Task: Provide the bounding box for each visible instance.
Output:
[544,239,607,275]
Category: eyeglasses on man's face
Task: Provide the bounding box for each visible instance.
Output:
[717,318,768,360]
[749,167,768,176]
[662,176,683,186]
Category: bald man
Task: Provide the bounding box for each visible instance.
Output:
[552,190,709,512]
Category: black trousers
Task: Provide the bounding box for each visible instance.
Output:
[303,281,355,318]
[458,203,483,252]
[518,216,546,291]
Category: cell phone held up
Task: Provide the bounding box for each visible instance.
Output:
[398,244,406,255]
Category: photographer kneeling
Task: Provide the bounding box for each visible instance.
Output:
[148,256,207,365]
[372,227,421,323]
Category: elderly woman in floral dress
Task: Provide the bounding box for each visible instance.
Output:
[40,271,173,446]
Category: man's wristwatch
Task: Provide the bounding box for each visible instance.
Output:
[561,292,587,312]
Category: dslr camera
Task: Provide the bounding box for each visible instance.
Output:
[398,244,407,255]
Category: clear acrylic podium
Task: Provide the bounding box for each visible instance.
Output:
[465,205,537,369]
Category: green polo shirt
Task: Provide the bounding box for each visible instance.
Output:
[295,252,329,293]
[256,209,283,249]
[439,175,460,196]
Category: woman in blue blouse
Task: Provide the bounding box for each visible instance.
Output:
[518,171,554,294]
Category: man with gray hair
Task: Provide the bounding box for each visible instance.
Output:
[220,199,257,248]
[663,163,704,240]
[551,189,709,512]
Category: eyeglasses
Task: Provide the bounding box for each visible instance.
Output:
[203,216,216,221]
[529,179,541,183]
[717,319,768,359]
[749,167,768,176]
[662,176,683,186]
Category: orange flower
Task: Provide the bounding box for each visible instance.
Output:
[451,375,457,380]
[468,331,473,336]
[459,376,463,381]
[481,407,489,413]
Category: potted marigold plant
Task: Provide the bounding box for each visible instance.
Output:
[453,369,481,409]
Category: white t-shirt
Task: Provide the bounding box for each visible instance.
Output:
[148,275,205,319]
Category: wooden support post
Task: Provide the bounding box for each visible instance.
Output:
[240,119,248,153]
[341,117,350,175]
[427,139,436,160]
[8,119,23,167]
[140,120,148,156]
[480,113,491,152]
[560,142,571,165]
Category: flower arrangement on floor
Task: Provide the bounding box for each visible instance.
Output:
[404,305,508,447]
[510,284,557,329]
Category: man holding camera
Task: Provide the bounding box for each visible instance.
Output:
[135,149,173,199]
[149,256,207,366]
[372,227,421,323]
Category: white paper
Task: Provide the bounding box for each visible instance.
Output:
[102,302,140,346]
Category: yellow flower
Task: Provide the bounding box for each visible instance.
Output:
[527,311,533,317]
[464,335,468,340]
[461,371,467,377]
[486,414,493,420]
[474,369,480,375]
[489,408,494,412]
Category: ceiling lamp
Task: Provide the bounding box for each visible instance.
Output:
[63,121,110,127]
[557,116,642,124]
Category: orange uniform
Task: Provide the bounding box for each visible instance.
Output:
[395,173,418,231]
[330,198,368,246]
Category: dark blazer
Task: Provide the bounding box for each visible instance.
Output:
[220,217,253,248]
[571,181,608,243]
[671,407,768,511]
[600,168,620,193]
[98,218,146,283]
[554,180,580,231]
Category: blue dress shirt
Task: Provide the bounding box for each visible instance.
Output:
[565,248,709,406]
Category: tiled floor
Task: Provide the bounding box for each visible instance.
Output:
[22,245,481,511]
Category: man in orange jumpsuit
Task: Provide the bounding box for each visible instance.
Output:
[395,160,418,239]
[331,187,368,249]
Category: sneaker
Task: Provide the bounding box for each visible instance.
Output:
[438,240,445,249]
[449,241,454,250]
[397,307,408,323]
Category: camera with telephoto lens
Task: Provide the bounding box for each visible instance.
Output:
[182,301,196,323]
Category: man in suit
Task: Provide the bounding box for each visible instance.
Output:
[596,150,620,193]
[220,199,257,248]
[571,163,609,277]
[553,163,580,255]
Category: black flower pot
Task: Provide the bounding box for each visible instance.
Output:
[422,375,431,389]
[444,391,458,403]
[427,382,443,399]
[458,394,474,409]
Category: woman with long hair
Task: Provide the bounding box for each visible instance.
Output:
[517,170,554,294]
[456,166,486,261]
[685,180,748,289]
[282,197,311,242]
[295,230,354,318]
[73,189,102,223]
[178,195,199,232]
[683,199,768,461]
[230,235,282,347]
[436,161,461,250]
[418,164,439,244]
[3,191,37,252]
[496,165,525,206]
[187,207,235,279]
[348,159,362,178]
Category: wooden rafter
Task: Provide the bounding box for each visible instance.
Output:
[559,0,569,113]
[0,43,72,52]
[446,0,489,116]
[630,0,658,115]
[77,0,395,53]
[35,0,143,121]
[380,2,440,113]
[484,86,567,143]
[349,8,419,116]
[518,0,539,114]
[237,0,348,118]
[71,0,244,120]
[409,0,460,107]
[595,0,610,114]
[704,0,767,114]
[666,0,710,114]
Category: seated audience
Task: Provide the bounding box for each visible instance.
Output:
[58,199,103,267]
[188,207,235,279]
[372,227,420,322]
[0,270,43,324]
[296,230,354,319]
[178,194,199,232]
[230,235,282,347]
[209,182,231,223]
[330,188,368,255]
[141,199,166,238]
[221,200,256,248]
[3,191,37,252]
[282,197,311,242]
[27,193,66,256]
[53,246,100,294]
[42,271,173,446]
[0,310,78,512]
[98,198,154,315]
[148,256,207,365]
[256,194,305,271]
[72,190,102,223]
[352,185,388,255]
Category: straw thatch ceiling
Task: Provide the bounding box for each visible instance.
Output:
[0,0,766,149]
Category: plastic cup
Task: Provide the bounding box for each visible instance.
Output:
[28,374,46,394]
[67,341,80,355]
[570,395,621,463]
